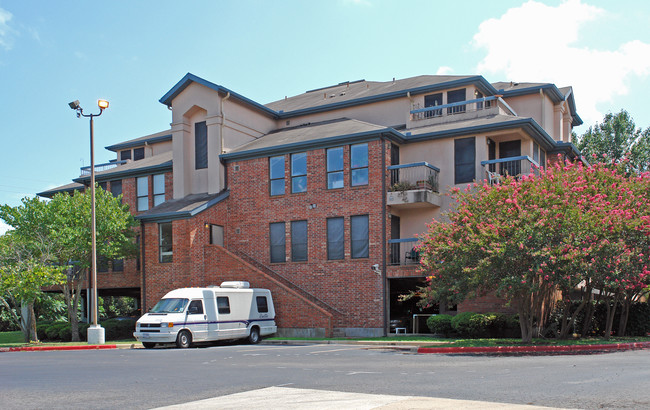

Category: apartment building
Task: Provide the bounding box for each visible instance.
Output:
[39,73,582,337]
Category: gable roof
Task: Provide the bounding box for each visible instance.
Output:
[493,81,583,126]
[135,190,230,222]
[221,118,402,161]
[73,151,173,184]
[159,73,279,118]
[105,130,172,152]
[266,75,499,117]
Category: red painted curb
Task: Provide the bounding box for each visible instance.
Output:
[1,344,117,352]
[417,341,650,354]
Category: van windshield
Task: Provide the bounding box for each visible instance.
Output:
[150,298,189,313]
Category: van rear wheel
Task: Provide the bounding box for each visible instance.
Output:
[176,330,192,348]
[248,327,261,344]
[142,342,156,349]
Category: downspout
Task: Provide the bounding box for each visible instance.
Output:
[381,135,388,336]
[140,220,146,313]
[220,92,231,154]
[540,88,545,130]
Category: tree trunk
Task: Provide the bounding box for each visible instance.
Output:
[603,293,620,340]
[617,296,631,337]
[70,279,82,342]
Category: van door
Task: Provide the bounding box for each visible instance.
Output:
[202,290,219,340]
[185,299,208,341]
[216,296,237,339]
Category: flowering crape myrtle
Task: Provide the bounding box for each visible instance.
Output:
[416,156,650,342]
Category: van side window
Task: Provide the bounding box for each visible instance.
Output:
[256,296,269,313]
[187,300,203,315]
[217,297,230,314]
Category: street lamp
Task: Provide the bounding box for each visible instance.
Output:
[69,99,109,345]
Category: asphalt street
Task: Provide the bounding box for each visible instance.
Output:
[1,343,649,409]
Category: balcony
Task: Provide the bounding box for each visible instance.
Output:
[480,155,540,184]
[409,96,517,127]
[388,238,420,266]
[80,160,128,176]
[387,162,442,208]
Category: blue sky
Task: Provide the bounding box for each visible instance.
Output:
[1,0,649,233]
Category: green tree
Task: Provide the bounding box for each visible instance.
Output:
[0,197,66,342]
[46,187,138,341]
[416,160,650,342]
[572,110,650,173]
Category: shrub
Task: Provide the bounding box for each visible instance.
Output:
[451,312,486,338]
[44,322,65,340]
[56,323,72,342]
[36,322,52,341]
[624,303,650,336]
[427,314,453,336]
[100,318,136,340]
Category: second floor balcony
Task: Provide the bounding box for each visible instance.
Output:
[409,95,517,127]
[80,160,128,176]
[387,162,442,208]
[480,155,540,184]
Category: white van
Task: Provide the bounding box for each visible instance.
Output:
[133,281,276,348]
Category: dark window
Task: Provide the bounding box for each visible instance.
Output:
[269,156,285,196]
[454,137,475,184]
[327,217,344,260]
[120,150,131,161]
[476,91,484,110]
[195,121,208,169]
[270,222,286,263]
[447,89,466,114]
[136,176,148,211]
[424,93,443,117]
[98,182,107,191]
[327,147,344,189]
[97,255,109,272]
[350,143,368,186]
[291,220,308,262]
[533,142,540,164]
[133,147,145,161]
[159,222,172,263]
[291,152,307,193]
[209,224,224,246]
[110,180,122,198]
[112,259,124,272]
[153,174,165,207]
[351,215,369,259]
[217,297,230,314]
[540,149,546,169]
[187,300,204,315]
[256,296,269,313]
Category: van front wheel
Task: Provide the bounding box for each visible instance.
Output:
[248,327,261,344]
[176,330,192,348]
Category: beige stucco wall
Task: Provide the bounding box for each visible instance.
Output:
[168,82,277,198]
[501,92,558,139]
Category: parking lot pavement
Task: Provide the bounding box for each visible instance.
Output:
[152,386,566,410]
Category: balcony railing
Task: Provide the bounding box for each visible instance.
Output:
[80,160,128,176]
[388,162,440,193]
[480,155,539,184]
[410,96,497,121]
[388,237,420,266]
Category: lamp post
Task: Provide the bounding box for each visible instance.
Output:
[69,99,109,345]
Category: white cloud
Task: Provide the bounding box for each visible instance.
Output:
[436,66,454,75]
[473,0,650,127]
[0,220,12,236]
[0,7,15,50]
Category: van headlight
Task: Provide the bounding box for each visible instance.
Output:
[161,322,174,328]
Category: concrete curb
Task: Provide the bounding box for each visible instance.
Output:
[417,341,650,354]
[0,344,117,352]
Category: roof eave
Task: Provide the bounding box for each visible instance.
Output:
[220,128,404,162]
[159,73,279,119]
[276,76,498,119]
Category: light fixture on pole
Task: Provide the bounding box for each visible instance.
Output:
[69,99,109,345]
